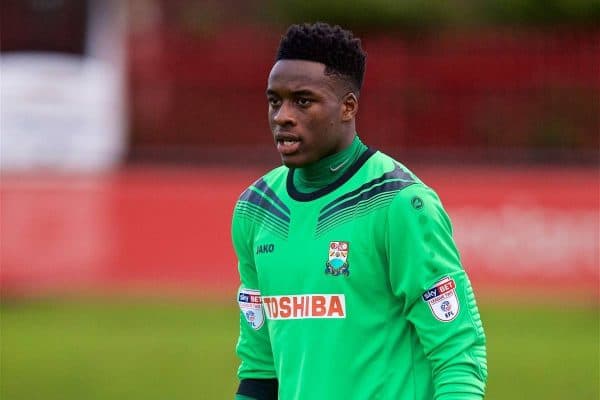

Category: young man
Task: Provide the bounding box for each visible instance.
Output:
[232,22,487,400]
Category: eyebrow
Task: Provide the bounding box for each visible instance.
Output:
[266,88,317,97]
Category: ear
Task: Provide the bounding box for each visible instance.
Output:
[341,92,358,122]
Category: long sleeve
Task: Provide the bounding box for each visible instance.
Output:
[386,184,488,399]
[231,201,277,382]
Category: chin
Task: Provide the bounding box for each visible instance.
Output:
[281,159,300,168]
[280,155,308,168]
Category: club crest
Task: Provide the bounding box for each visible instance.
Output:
[325,241,350,276]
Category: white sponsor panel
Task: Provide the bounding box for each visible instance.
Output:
[262,294,346,320]
[1,0,127,173]
[451,206,599,277]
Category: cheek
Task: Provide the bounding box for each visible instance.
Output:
[306,118,334,143]
[267,112,278,131]
[310,108,337,130]
[302,105,340,143]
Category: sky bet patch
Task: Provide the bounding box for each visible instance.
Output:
[422,277,460,322]
[238,288,264,330]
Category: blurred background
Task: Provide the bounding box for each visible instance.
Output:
[1,0,598,399]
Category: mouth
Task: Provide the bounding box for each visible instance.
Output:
[275,133,301,156]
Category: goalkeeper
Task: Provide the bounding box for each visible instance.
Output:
[232,22,487,400]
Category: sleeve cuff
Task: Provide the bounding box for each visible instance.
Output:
[236,378,278,400]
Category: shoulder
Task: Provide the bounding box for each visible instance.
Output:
[383,174,450,232]
[361,150,421,183]
[355,149,427,195]
[364,150,444,212]
[232,165,291,231]
[236,165,289,201]
[390,183,441,214]
[318,149,436,222]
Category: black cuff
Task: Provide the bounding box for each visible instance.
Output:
[237,378,278,400]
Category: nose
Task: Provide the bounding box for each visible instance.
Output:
[272,101,296,127]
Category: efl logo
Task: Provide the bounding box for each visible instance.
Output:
[262,294,346,320]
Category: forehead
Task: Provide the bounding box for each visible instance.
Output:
[267,60,339,94]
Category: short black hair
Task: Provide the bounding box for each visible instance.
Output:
[275,22,367,94]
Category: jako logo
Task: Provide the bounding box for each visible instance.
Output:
[262,294,346,319]
[256,243,275,255]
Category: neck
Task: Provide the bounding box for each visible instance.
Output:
[293,135,367,192]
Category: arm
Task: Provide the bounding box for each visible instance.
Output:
[387,185,487,400]
[232,202,278,400]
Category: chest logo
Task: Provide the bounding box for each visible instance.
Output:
[256,243,275,255]
[325,241,350,276]
[262,294,346,319]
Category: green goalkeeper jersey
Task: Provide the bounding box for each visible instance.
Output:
[232,144,487,400]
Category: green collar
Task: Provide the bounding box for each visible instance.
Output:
[293,135,367,193]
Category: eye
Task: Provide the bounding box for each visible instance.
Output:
[268,97,281,107]
[296,97,312,107]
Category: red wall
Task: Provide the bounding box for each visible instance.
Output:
[2,166,597,302]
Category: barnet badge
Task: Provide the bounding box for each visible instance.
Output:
[325,241,350,276]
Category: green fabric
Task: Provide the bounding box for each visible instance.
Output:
[234,395,257,400]
[293,134,367,192]
[232,149,487,399]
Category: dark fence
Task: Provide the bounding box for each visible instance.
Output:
[128,26,599,165]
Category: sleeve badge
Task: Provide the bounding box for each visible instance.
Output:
[238,288,265,330]
[421,277,460,322]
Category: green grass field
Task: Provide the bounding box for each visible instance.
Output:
[1,299,598,400]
